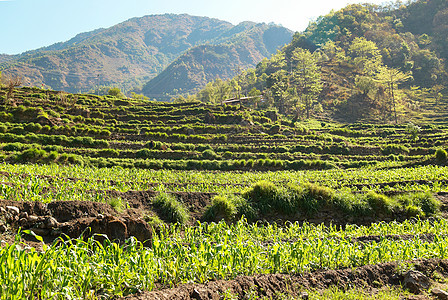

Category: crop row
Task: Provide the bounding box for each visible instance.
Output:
[2,218,448,299]
[0,163,447,197]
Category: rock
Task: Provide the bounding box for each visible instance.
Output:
[6,206,19,216]
[432,288,448,300]
[44,216,59,229]
[126,218,153,246]
[89,215,127,242]
[301,292,309,300]
[27,215,39,223]
[0,224,6,233]
[0,207,6,215]
[19,212,28,219]
[403,270,431,294]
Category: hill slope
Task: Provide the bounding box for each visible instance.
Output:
[0,14,292,95]
[193,0,448,123]
[141,23,293,99]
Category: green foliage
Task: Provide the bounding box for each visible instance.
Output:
[292,183,335,215]
[406,122,421,140]
[435,148,447,163]
[382,144,409,155]
[202,195,237,222]
[242,180,277,211]
[408,192,440,216]
[152,192,189,224]
[107,197,124,212]
[365,192,396,215]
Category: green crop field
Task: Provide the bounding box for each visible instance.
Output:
[0,86,447,299]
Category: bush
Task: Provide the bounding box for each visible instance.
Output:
[242,180,277,213]
[333,191,370,216]
[291,183,334,215]
[382,144,409,155]
[16,148,46,162]
[152,192,189,224]
[365,192,395,215]
[202,195,237,222]
[3,142,28,152]
[409,192,440,216]
[98,149,119,158]
[201,149,219,159]
[435,149,447,163]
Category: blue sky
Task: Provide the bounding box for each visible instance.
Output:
[0,0,387,55]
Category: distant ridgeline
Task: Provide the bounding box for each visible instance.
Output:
[0,14,293,97]
[191,0,448,123]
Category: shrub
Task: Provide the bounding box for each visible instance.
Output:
[333,191,370,216]
[435,149,447,163]
[382,144,409,155]
[16,148,47,162]
[292,183,335,215]
[201,149,219,159]
[107,197,124,213]
[202,195,237,222]
[98,149,119,158]
[405,205,424,218]
[3,142,28,152]
[152,192,189,224]
[242,180,278,213]
[410,192,440,216]
[365,192,395,215]
[47,151,58,160]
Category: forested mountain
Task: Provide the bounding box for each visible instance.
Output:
[0,55,12,64]
[0,14,292,95]
[193,0,448,123]
[142,23,292,100]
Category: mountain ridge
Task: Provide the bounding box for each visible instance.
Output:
[0,14,293,95]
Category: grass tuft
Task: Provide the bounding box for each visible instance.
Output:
[152,192,189,224]
[202,195,237,222]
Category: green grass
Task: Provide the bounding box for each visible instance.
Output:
[202,195,237,222]
[152,192,189,224]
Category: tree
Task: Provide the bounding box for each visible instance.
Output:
[2,75,22,104]
[375,66,413,123]
[266,70,289,114]
[348,37,382,75]
[108,87,125,98]
[321,40,346,61]
[290,48,322,119]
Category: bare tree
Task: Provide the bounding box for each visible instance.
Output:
[2,75,23,104]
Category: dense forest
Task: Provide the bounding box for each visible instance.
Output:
[188,0,448,123]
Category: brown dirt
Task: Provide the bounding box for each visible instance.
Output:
[122,258,448,300]
[0,199,153,246]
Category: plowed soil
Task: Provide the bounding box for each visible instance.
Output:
[122,258,448,300]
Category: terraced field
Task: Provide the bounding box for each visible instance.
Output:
[1,87,448,299]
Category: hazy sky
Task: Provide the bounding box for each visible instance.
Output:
[0,0,387,55]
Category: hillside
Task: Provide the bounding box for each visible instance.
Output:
[0,54,12,64]
[0,14,292,95]
[0,85,447,172]
[1,85,448,300]
[141,23,293,100]
[192,0,448,123]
